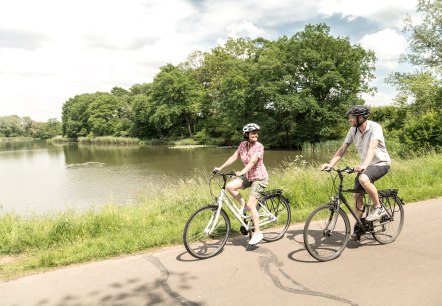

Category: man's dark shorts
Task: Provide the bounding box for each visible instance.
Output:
[354,164,390,192]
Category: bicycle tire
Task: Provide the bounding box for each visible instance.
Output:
[260,194,291,242]
[303,204,350,261]
[372,195,404,244]
[183,205,230,259]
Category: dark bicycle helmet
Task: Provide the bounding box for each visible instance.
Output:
[346,105,370,119]
[242,123,260,135]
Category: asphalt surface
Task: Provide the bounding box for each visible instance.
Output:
[1,197,441,306]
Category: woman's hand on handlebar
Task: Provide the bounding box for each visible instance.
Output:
[212,167,221,174]
[234,171,243,177]
[321,164,333,172]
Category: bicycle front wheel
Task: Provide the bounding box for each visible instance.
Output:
[260,194,291,242]
[372,195,404,244]
[303,204,350,261]
[183,205,230,259]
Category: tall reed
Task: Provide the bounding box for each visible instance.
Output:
[78,136,141,145]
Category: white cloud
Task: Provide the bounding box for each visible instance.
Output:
[360,28,407,69]
[361,91,395,107]
[318,0,417,28]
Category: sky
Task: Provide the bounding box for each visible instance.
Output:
[0,0,420,122]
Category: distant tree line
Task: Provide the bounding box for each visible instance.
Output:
[61,24,377,148]
[0,115,61,139]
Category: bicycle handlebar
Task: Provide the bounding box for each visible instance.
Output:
[322,166,355,174]
[211,170,237,178]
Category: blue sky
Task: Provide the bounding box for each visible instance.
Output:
[0,0,419,121]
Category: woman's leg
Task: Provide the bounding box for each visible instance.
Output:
[246,195,260,232]
[226,179,245,208]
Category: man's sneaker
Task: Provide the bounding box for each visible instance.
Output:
[366,206,386,221]
[350,223,361,241]
[249,232,263,245]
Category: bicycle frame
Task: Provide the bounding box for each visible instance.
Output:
[205,172,276,235]
[329,168,368,232]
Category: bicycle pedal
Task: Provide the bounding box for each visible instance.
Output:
[239,226,249,236]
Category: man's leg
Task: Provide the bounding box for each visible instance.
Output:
[353,192,365,218]
[358,174,381,208]
[359,165,390,221]
[351,192,365,241]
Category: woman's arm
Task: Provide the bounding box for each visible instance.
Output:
[214,151,239,172]
[236,155,259,176]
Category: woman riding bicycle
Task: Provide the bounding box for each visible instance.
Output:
[213,123,268,245]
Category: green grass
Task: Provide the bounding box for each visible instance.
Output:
[1,154,442,280]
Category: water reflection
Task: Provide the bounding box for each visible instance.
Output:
[0,141,327,216]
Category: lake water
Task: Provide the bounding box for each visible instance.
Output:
[0,141,328,216]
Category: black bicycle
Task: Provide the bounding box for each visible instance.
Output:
[303,166,405,261]
[183,171,291,259]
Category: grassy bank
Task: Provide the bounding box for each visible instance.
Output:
[1,153,442,280]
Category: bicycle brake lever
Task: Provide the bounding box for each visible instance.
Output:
[344,167,355,173]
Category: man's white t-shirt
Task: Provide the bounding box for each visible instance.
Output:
[344,120,391,166]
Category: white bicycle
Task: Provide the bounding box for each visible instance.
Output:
[183,171,291,259]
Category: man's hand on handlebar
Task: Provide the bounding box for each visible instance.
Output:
[353,165,365,173]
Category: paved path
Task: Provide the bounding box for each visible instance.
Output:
[1,198,441,306]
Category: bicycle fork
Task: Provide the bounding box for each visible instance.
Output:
[324,197,340,236]
[204,195,225,236]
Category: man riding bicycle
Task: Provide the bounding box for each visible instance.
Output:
[321,105,391,240]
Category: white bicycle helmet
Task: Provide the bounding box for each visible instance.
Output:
[242,123,260,135]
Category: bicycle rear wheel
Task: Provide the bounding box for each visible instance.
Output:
[303,204,350,261]
[260,194,291,242]
[183,205,230,259]
[372,195,404,244]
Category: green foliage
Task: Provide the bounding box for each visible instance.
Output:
[400,111,442,153]
[62,94,93,137]
[0,115,25,137]
[0,116,61,139]
[403,0,442,68]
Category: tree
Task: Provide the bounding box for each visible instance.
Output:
[149,64,204,138]
[386,0,442,152]
[403,0,442,70]
[32,118,62,139]
[252,24,376,147]
[62,94,93,137]
[86,93,128,137]
[0,115,25,137]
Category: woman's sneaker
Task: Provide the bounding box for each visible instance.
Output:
[366,206,386,221]
[249,232,263,245]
